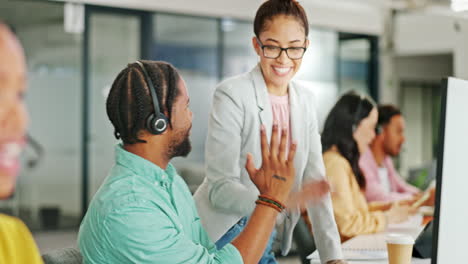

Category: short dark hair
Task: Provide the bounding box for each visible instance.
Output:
[254,0,309,38]
[106,60,180,145]
[378,104,402,127]
[321,91,376,189]
[0,21,16,34]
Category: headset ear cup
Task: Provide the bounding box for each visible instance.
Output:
[146,113,157,134]
[146,113,168,135]
[376,125,382,135]
[154,114,169,134]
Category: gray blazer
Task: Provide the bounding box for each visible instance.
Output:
[194,65,343,262]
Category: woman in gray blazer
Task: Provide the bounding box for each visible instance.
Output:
[194,0,344,263]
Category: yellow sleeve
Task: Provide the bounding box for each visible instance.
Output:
[325,156,387,239]
[368,201,391,212]
[0,215,44,264]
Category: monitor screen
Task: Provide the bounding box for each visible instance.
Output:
[432,77,468,264]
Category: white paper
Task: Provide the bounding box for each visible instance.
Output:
[308,248,387,261]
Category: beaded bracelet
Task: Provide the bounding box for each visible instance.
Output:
[255,199,282,213]
[258,194,286,211]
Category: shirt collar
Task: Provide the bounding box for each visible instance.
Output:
[115,144,176,184]
[251,64,269,111]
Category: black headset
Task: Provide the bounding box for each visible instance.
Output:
[135,60,169,135]
[352,94,382,135]
[375,124,383,135]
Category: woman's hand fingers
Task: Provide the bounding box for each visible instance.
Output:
[287,141,297,165]
[278,127,288,162]
[269,124,279,163]
[259,125,270,168]
[245,153,258,180]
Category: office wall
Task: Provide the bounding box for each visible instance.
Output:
[14,19,83,226]
[152,14,219,164]
[394,10,456,56]
[393,7,468,79]
[50,0,385,35]
[454,19,468,79]
[393,55,452,179]
[87,13,140,202]
[395,55,453,81]
[383,7,465,179]
[399,83,438,179]
[382,8,455,105]
[296,29,339,130]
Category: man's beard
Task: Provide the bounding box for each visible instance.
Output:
[384,143,401,157]
[168,129,192,159]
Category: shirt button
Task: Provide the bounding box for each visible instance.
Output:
[161,174,167,179]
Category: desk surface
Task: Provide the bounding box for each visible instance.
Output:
[309,214,432,264]
[310,258,431,264]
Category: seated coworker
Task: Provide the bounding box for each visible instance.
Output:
[359,105,420,203]
[0,23,44,264]
[321,92,413,241]
[77,60,328,264]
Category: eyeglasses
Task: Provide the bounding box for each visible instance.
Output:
[256,38,307,60]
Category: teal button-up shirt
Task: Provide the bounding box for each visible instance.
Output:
[78,145,243,264]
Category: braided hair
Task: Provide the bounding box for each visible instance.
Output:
[106,60,180,145]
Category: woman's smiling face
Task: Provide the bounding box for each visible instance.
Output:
[0,25,28,199]
[252,15,308,91]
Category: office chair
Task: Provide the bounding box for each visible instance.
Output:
[42,247,82,264]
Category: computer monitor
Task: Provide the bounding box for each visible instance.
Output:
[432,77,468,264]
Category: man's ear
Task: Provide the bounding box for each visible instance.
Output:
[163,110,172,131]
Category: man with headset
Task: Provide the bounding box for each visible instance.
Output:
[359,104,422,204]
[77,60,330,264]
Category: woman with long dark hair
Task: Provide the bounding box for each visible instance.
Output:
[321,91,413,241]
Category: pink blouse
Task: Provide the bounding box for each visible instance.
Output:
[269,93,291,150]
